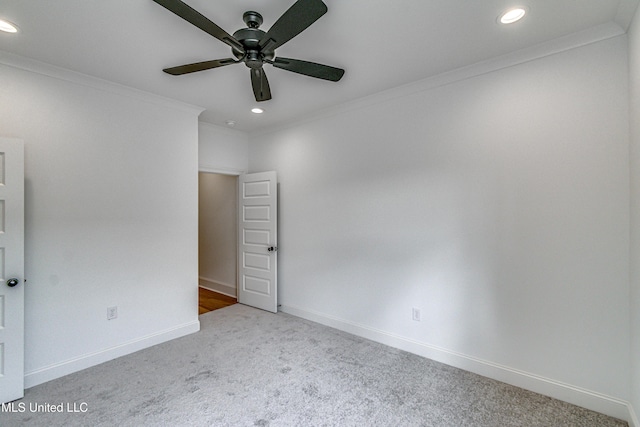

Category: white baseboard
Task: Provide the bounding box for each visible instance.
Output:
[24,320,200,389]
[199,277,237,298]
[280,304,633,424]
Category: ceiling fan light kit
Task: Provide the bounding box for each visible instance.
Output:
[152,0,345,102]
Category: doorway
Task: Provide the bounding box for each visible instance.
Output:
[198,172,239,314]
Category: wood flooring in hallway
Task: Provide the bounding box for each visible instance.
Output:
[199,287,236,315]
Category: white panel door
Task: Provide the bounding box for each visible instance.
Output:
[238,171,277,313]
[0,138,25,403]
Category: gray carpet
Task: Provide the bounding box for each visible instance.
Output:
[0,304,628,426]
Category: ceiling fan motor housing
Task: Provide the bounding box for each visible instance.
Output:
[233,12,274,68]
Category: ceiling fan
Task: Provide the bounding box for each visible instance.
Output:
[152,0,345,102]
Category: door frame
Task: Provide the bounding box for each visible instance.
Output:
[198,166,278,312]
[198,166,244,299]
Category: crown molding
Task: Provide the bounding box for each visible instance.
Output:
[615,0,640,31]
[198,120,249,138]
[0,50,204,116]
[253,22,626,138]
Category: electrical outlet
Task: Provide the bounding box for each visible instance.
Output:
[107,306,118,320]
[412,308,421,322]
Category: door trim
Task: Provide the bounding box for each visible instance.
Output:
[197,168,278,312]
[198,168,242,300]
[198,165,246,176]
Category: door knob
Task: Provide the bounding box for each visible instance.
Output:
[267,246,277,252]
[6,278,20,287]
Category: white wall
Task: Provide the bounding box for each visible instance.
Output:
[199,172,237,296]
[0,57,201,386]
[249,35,631,418]
[629,3,640,425]
[199,122,248,174]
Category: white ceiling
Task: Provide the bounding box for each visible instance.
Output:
[0,0,638,132]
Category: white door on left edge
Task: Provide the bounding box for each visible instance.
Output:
[238,171,277,313]
[0,138,25,403]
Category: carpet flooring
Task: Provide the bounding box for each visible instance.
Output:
[0,304,628,426]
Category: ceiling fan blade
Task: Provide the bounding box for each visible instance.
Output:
[259,0,327,54]
[250,68,272,102]
[152,0,244,53]
[163,58,237,75]
[272,57,344,82]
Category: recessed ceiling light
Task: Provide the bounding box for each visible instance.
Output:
[251,108,264,114]
[225,120,236,127]
[499,8,527,24]
[0,19,18,33]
